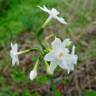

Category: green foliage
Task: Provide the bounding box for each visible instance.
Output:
[83,90,96,96]
[36,75,49,84]
[0,0,10,15]
[11,69,27,83]
[22,89,31,96]
[0,75,5,84]
[0,0,57,46]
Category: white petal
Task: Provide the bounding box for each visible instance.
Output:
[59,59,74,74]
[29,69,37,80]
[63,54,77,73]
[10,53,19,66]
[51,8,59,16]
[11,43,13,48]
[12,56,16,66]
[62,38,72,47]
[49,61,58,74]
[62,48,70,54]
[67,60,74,73]
[11,43,18,52]
[71,45,75,55]
[67,65,74,74]
[71,45,78,64]
[10,50,15,66]
[44,51,56,61]
[10,43,19,66]
[38,5,50,13]
[52,37,62,50]
[59,60,68,70]
[55,16,67,24]
[71,55,78,65]
[14,43,18,52]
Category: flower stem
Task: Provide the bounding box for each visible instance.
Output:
[34,59,40,70]
[42,17,51,28]
[17,48,41,55]
[35,17,52,50]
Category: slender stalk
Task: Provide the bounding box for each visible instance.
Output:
[35,17,51,49]
[34,59,40,70]
[42,17,51,28]
[37,36,46,49]
[17,48,41,55]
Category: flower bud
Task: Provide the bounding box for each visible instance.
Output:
[29,69,37,80]
[29,59,39,80]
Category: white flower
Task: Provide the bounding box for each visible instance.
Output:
[29,69,37,80]
[10,43,19,66]
[38,5,67,24]
[44,37,78,74]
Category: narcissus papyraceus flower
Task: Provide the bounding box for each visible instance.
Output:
[44,37,78,74]
[10,43,19,66]
[38,5,67,26]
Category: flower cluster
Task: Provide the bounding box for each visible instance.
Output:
[10,5,78,80]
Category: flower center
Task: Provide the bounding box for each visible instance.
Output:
[57,52,64,60]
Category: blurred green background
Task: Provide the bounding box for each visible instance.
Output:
[0,0,96,96]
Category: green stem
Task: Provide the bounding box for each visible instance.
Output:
[17,48,41,55]
[37,36,46,49]
[34,59,40,70]
[35,27,46,49]
[35,17,51,49]
[42,17,51,28]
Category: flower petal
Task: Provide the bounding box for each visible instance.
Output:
[59,59,74,74]
[52,37,62,50]
[38,5,50,13]
[71,45,75,55]
[10,43,19,66]
[55,16,67,24]
[59,60,68,70]
[51,8,59,16]
[14,43,18,52]
[49,61,58,74]
[44,51,56,61]
[62,38,72,47]
[11,43,18,53]
[71,45,78,64]
[10,52,19,66]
